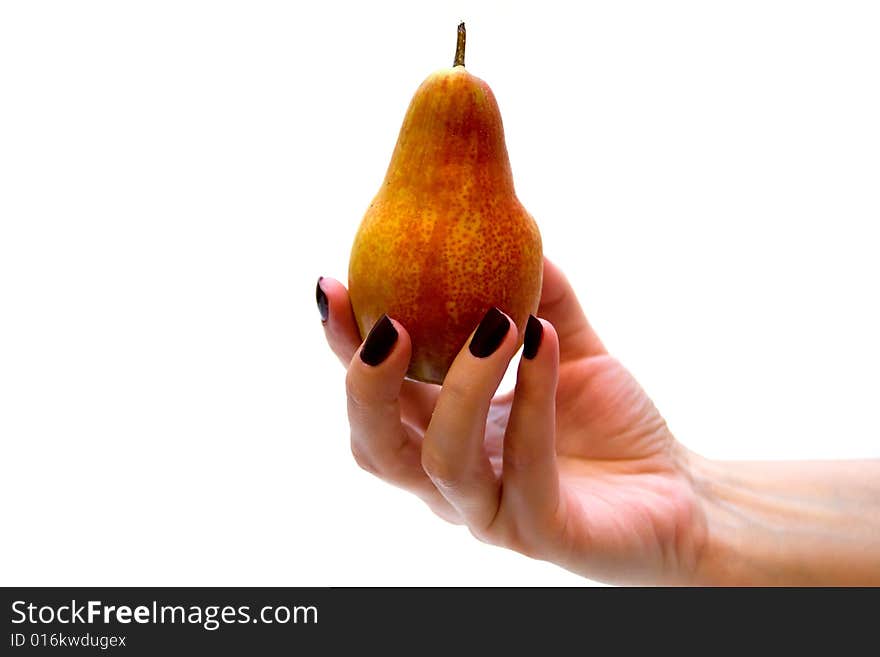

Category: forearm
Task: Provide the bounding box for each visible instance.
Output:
[688,455,880,585]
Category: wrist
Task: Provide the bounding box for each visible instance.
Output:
[685,454,880,586]
[686,454,763,586]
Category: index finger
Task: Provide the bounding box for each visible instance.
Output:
[317,276,438,429]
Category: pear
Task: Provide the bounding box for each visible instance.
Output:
[349,23,543,384]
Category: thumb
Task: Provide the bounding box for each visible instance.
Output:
[538,257,606,362]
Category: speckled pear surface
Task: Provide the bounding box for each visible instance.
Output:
[348,26,543,384]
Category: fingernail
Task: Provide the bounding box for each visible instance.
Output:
[360,315,398,366]
[469,307,510,358]
[316,277,329,322]
[523,315,543,360]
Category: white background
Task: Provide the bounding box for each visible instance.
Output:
[1,1,878,586]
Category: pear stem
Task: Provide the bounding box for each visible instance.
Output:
[454,22,466,67]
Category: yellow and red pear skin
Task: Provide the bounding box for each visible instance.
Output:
[348,64,543,384]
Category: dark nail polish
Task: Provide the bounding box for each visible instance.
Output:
[469,307,510,358]
[523,315,543,360]
[360,315,398,366]
[316,277,329,322]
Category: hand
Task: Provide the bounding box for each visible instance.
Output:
[318,258,708,585]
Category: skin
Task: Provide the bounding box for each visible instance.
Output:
[319,258,880,585]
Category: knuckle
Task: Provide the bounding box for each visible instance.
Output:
[467,524,494,545]
[420,444,461,489]
[422,494,464,525]
[468,515,517,549]
[350,441,379,476]
[480,515,530,555]
[440,376,476,406]
[344,369,363,406]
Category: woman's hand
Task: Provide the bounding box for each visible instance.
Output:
[317,258,707,585]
